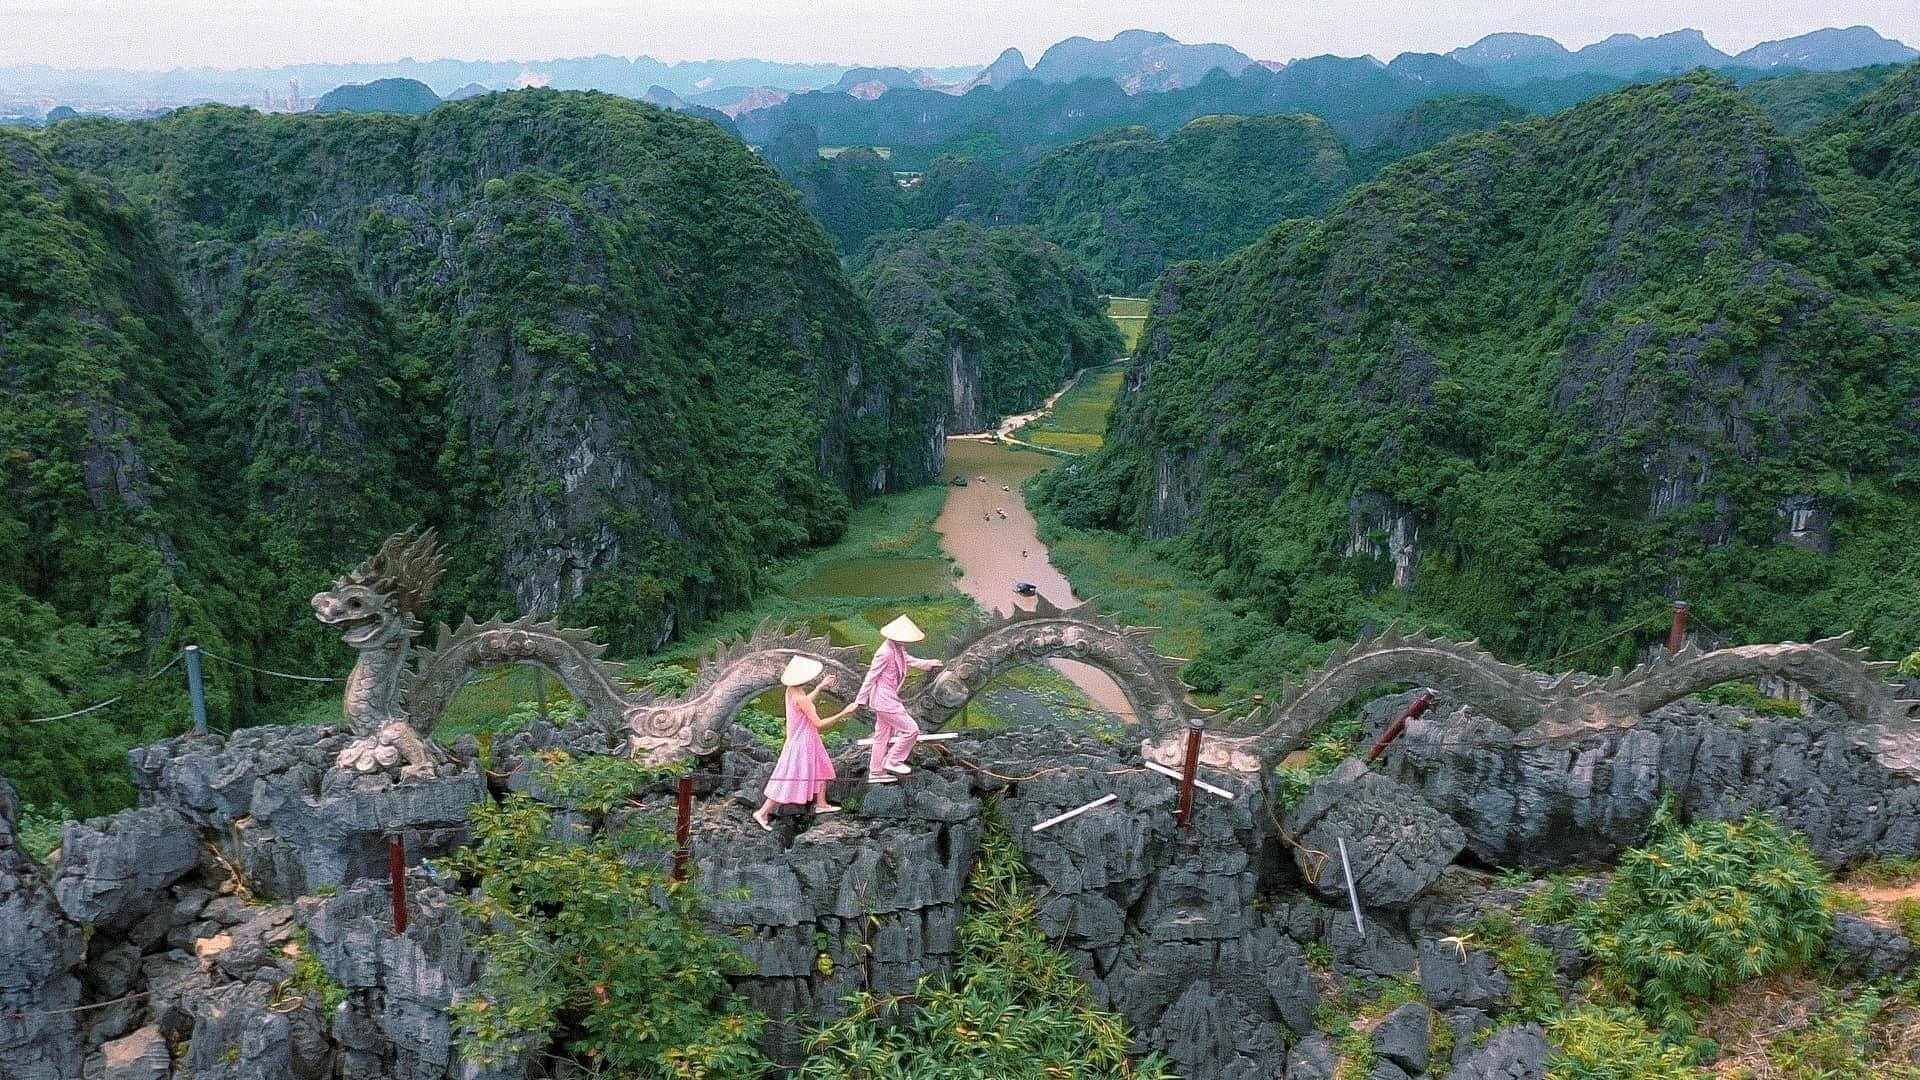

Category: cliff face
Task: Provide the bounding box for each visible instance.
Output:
[853,221,1121,436]
[1057,69,1920,660]
[31,92,933,657]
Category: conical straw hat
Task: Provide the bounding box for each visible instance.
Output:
[879,615,925,643]
[780,655,824,686]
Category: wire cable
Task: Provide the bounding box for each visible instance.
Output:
[198,650,342,683]
[16,652,185,724]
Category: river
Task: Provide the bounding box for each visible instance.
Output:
[934,438,1135,720]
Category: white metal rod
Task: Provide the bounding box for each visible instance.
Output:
[1142,759,1236,800]
[854,731,961,747]
[1338,837,1365,937]
[1031,793,1119,833]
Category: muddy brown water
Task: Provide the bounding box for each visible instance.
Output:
[935,438,1134,719]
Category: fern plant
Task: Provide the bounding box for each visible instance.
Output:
[1577,803,1831,1044]
[445,752,769,1077]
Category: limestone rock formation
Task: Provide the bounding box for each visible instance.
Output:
[53,807,200,932]
[1286,759,1467,905]
[0,779,86,1080]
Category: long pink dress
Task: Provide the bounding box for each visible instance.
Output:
[763,692,835,805]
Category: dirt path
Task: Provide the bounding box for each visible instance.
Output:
[935,438,1134,719]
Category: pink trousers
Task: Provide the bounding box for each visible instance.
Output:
[868,707,920,778]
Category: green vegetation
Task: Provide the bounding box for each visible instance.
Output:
[977,114,1353,294]
[285,926,351,1015]
[1689,680,1804,716]
[1740,64,1906,134]
[310,77,441,116]
[1352,94,1531,178]
[852,221,1122,432]
[1049,67,1920,670]
[1023,364,1128,454]
[1104,296,1151,353]
[446,751,769,1076]
[1275,712,1367,810]
[1751,977,1920,1078]
[4,90,945,816]
[1310,976,1429,1080]
[1546,1006,1696,1079]
[1577,805,1832,1046]
[1467,915,1563,1025]
[799,808,1173,1078]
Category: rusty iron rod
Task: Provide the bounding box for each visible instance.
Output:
[1365,690,1436,763]
[388,834,408,934]
[671,775,694,882]
[1175,716,1205,829]
[1667,600,1689,655]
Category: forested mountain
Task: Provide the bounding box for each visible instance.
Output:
[1741,64,1909,133]
[0,131,246,815]
[1042,66,1920,672]
[1,91,941,812]
[785,103,1520,290]
[851,222,1121,433]
[311,77,441,115]
[981,114,1352,294]
[1028,29,1253,92]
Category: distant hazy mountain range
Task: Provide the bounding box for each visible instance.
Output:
[2,24,1911,124]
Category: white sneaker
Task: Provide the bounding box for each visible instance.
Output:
[867,774,897,785]
[885,763,912,776]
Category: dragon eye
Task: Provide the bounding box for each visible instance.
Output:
[348,598,363,609]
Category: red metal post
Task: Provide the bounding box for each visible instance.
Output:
[1175,716,1205,829]
[388,835,408,935]
[1666,601,1689,655]
[1365,690,1436,763]
[671,775,694,882]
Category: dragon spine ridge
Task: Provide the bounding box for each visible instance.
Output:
[317,532,1920,778]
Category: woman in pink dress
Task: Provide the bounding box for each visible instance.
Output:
[753,656,853,831]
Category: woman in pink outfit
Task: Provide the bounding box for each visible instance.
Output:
[753,656,853,831]
[855,615,943,784]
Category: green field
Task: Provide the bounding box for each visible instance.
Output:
[1023,364,1126,454]
[1106,295,1151,353]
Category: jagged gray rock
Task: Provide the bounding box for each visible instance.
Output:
[54,807,200,931]
[1284,1032,1338,1079]
[131,728,485,897]
[0,777,86,1080]
[1370,1000,1432,1073]
[1828,912,1915,978]
[1450,1022,1550,1079]
[1286,759,1466,905]
[1384,698,1920,868]
[1418,937,1511,1011]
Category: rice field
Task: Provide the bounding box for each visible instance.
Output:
[1023,363,1126,454]
[1106,295,1151,353]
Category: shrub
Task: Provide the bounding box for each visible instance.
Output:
[446,753,768,1076]
[12,802,69,860]
[1691,680,1803,717]
[1577,804,1832,1042]
[1546,1006,1696,1079]
[798,809,1173,1078]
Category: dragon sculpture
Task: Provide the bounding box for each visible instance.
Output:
[315,530,1920,780]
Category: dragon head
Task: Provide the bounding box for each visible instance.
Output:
[313,528,448,649]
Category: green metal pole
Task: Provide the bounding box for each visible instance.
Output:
[185,644,208,735]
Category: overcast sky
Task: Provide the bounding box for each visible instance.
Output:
[4,0,1918,70]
